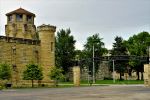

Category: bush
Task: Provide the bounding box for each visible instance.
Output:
[5,83,12,88]
[23,63,43,87]
[0,85,3,90]
[0,63,11,80]
[104,77,113,80]
[49,67,65,87]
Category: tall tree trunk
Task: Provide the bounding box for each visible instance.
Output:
[119,73,122,80]
[136,71,139,80]
[141,72,143,80]
[54,80,58,87]
[38,80,41,87]
[31,80,34,87]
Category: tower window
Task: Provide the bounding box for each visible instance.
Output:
[12,64,17,71]
[16,14,23,21]
[8,15,12,22]
[24,24,27,31]
[35,50,39,63]
[51,42,54,52]
[27,15,32,22]
[12,45,16,55]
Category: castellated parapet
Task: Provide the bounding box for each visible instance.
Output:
[37,24,56,32]
[0,8,56,87]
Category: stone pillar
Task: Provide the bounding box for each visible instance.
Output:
[23,14,27,23]
[124,73,129,80]
[144,64,150,87]
[73,66,80,86]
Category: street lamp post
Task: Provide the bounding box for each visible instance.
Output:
[92,45,95,84]
[148,46,150,64]
[113,60,115,83]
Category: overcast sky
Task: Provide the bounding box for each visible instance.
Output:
[0,0,150,50]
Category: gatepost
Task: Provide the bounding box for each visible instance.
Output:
[73,66,80,86]
[144,46,150,87]
[144,64,150,87]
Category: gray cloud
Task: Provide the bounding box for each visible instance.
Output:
[0,0,150,49]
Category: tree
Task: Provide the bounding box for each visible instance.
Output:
[111,36,128,80]
[125,31,150,80]
[55,28,76,79]
[111,36,127,55]
[0,63,11,80]
[83,33,107,75]
[23,64,43,87]
[49,67,64,87]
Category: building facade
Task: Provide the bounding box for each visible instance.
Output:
[0,8,56,86]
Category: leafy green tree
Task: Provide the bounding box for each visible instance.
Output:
[111,36,127,55]
[74,50,87,63]
[49,67,64,87]
[111,36,128,80]
[125,31,150,80]
[55,28,76,78]
[23,64,43,87]
[126,31,150,56]
[0,63,11,80]
[83,33,107,75]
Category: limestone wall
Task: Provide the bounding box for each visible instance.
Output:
[96,61,111,80]
[81,61,111,80]
[0,36,40,85]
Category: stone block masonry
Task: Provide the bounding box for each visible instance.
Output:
[0,8,56,87]
[144,64,150,87]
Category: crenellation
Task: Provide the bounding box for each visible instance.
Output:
[0,36,40,45]
[37,24,56,32]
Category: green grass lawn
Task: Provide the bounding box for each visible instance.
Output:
[60,80,144,85]
[11,80,144,89]
[4,80,143,89]
[82,80,144,84]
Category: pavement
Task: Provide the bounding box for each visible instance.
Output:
[0,85,150,100]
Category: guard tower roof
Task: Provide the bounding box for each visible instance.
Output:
[6,8,35,17]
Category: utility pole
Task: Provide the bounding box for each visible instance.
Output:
[93,45,95,84]
[113,60,115,83]
[148,46,150,64]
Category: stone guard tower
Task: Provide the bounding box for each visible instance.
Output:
[2,8,56,86]
[38,24,56,81]
[5,8,36,39]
